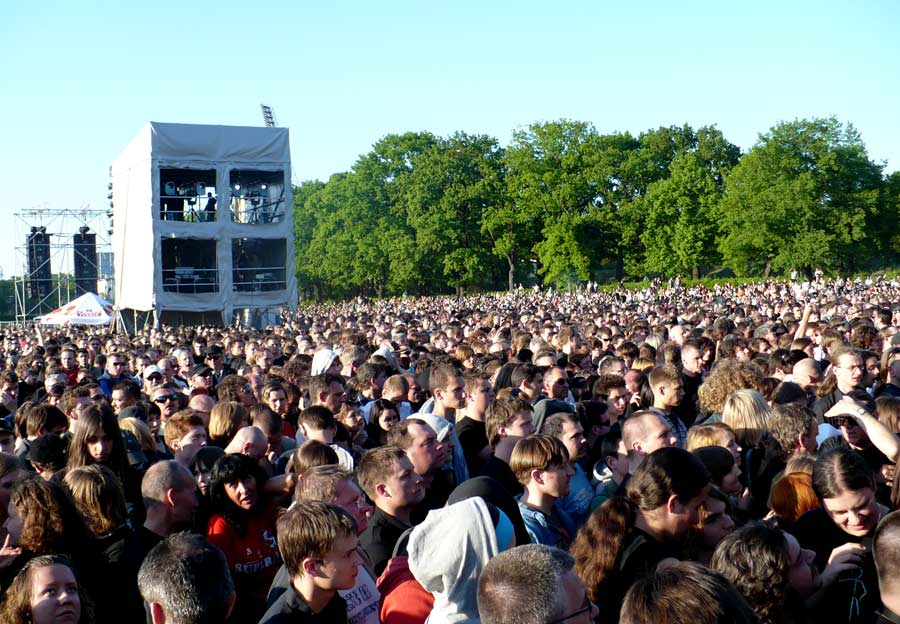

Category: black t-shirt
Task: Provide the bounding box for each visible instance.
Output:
[794,507,881,624]
[456,416,489,475]
[96,525,145,623]
[17,381,38,405]
[478,455,523,498]
[672,371,702,427]
[751,455,786,519]
[813,388,845,422]
[359,507,410,577]
[259,584,348,624]
[122,524,166,578]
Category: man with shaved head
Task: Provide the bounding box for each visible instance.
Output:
[224,426,268,459]
[622,411,677,477]
[129,460,199,568]
[791,358,822,406]
[188,393,216,427]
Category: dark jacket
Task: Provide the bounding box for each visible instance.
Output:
[359,508,411,577]
[259,586,348,624]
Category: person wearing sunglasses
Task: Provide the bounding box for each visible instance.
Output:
[820,394,899,497]
[204,345,235,385]
[150,385,184,424]
[142,365,167,393]
[186,364,215,395]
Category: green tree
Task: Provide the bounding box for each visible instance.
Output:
[292,179,326,299]
[719,117,883,277]
[616,124,740,276]
[480,194,532,292]
[883,171,900,256]
[641,152,724,278]
[354,132,438,295]
[504,120,603,285]
[302,173,381,298]
[639,126,740,277]
[295,132,438,298]
[585,131,649,279]
[402,133,504,293]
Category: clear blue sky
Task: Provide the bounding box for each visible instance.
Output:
[1,0,898,279]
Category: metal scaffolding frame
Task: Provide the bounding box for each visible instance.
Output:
[13,205,112,323]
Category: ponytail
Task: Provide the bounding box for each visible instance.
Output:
[572,496,637,602]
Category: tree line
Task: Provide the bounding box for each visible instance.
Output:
[292,117,900,299]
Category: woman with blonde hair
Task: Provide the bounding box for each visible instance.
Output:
[722,389,770,450]
[722,389,771,518]
[686,422,742,462]
[631,357,655,373]
[208,401,249,448]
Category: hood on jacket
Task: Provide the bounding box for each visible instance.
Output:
[407,498,499,624]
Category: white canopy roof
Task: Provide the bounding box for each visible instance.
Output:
[40,292,114,326]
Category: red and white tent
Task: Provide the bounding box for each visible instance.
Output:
[39,292,115,326]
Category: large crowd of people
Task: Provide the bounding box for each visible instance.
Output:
[1,274,900,623]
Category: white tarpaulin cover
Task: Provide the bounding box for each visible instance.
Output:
[40,292,114,325]
[110,122,296,319]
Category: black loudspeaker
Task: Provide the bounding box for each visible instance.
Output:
[73,231,98,295]
[27,230,51,299]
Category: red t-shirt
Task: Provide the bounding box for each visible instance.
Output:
[207,506,281,619]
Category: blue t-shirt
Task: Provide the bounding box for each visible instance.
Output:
[557,463,593,528]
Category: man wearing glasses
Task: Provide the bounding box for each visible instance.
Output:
[157,357,187,390]
[478,544,598,624]
[142,365,167,393]
[541,367,571,403]
[813,346,864,421]
[204,345,234,385]
[97,352,133,397]
[187,364,215,396]
[151,385,184,427]
[822,395,899,475]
